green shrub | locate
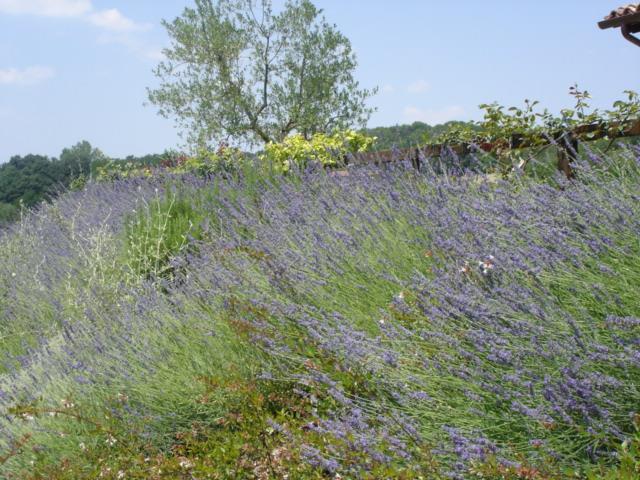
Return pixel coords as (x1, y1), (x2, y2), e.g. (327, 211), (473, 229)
(0, 202), (19, 224)
(96, 161), (153, 182)
(123, 190), (204, 281)
(261, 130), (376, 172)
(68, 174), (88, 192)
(172, 145), (246, 177)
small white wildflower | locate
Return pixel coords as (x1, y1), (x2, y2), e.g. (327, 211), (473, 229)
(117, 392), (128, 404)
(11, 272), (16, 277)
(479, 255), (496, 275)
(179, 458), (194, 469)
(379, 318), (385, 325)
(397, 291), (405, 300)
(105, 435), (117, 447)
(20, 413), (35, 421)
(117, 470), (126, 479)
(79, 442), (87, 451)
(48, 411), (57, 417)
(61, 398), (74, 409)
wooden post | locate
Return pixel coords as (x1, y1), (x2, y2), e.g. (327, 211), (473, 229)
(556, 132), (579, 179)
(411, 147), (422, 171)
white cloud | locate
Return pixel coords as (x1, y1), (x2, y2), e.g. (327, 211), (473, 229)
(403, 105), (466, 125)
(407, 80), (431, 94)
(0, 0), (91, 17)
(88, 9), (150, 32)
(144, 48), (165, 61)
(0, 1), (148, 32)
(97, 33), (163, 61)
(0, 66), (55, 86)
(381, 84), (395, 94)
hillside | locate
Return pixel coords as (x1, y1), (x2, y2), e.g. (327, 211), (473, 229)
(0, 145), (639, 478)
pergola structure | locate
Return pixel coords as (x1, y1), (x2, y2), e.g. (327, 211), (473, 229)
(599, 4), (640, 47)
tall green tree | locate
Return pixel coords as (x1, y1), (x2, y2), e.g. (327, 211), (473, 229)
(148, 0), (376, 148)
(59, 140), (106, 180)
(0, 141), (102, 222)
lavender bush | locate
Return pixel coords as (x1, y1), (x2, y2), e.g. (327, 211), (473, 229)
(0, 146), (639, 478)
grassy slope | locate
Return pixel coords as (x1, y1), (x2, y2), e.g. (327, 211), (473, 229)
(0, 148), (639, 479)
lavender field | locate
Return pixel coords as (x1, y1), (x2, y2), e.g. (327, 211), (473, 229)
(1, 147), (639, 479)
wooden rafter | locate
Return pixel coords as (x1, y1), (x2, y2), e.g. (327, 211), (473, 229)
(599, 6), (640, 47)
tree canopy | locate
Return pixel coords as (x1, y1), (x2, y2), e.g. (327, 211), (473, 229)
(363, 121), (480, 151)
(0, 141), (105, 224)
(147, 0), (376, 149)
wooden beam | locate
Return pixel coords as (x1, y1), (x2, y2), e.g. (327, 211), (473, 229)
(622, 23), (640, 47)
(353, 118), (640, 169)
(598, 11), (640, 30)
(628, 118), (640, 136)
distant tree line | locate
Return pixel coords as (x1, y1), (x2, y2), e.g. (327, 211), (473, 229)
(0, 141), (169, 225)
(363, 120), (479, 151)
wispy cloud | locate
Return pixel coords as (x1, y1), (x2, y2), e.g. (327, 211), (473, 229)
(96, 33), (163, 61)
(0, 66), (55, 86)
(0, 0), (91, 17)
(403, 105), (465, 125)
(0, 0), (148, 32)
(88, 9), (150, 32)
(381, 84), (395, 94)
(407, 80), (430, 94)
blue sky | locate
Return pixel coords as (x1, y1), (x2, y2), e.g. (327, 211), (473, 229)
(0, 0), (638, 161)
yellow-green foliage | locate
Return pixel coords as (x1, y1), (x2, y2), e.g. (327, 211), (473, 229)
(96, 161), (153, 182)
(96, 147), (246, 182)
(262, 130), (376, 172)
(172, 146), (245, 176)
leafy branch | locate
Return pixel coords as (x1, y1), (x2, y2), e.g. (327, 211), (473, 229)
(424, 86), (640, 153)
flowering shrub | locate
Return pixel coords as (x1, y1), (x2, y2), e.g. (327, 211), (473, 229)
(0, 144), (639, 478)
(261, 130), (376, 172)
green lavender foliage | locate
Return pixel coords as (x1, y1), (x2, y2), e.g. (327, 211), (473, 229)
(0, 145), (639, 479)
